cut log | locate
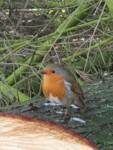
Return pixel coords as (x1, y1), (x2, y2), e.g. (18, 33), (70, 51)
(0, 113), (98, 150)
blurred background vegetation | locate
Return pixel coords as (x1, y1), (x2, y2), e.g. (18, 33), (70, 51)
(0, 0), (113, 149)
(0, 0), (113, 105)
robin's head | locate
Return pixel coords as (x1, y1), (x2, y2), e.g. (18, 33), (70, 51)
(42, 64), (68, 77)
(42, 67), (55, 75)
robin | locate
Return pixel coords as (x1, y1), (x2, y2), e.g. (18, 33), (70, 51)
(42, 64), (85, 108)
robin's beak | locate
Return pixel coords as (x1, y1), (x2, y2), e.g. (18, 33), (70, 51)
(41, 70), (46, 74)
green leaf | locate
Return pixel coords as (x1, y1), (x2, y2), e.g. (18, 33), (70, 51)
(106, 0), (113, 17)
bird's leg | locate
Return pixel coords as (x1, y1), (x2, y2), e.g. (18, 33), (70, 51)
(62, 106), (72, 123)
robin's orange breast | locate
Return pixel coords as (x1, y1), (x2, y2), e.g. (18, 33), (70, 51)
(42, 73), (65, 100)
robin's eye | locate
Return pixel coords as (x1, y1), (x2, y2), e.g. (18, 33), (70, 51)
(52, 70), (55, 73)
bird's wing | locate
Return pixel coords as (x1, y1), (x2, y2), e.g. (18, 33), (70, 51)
(71, 82), (85, 107)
